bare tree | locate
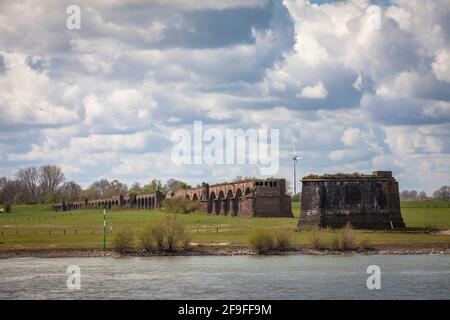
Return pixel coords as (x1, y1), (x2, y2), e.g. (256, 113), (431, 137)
(0, 177), (6, 191)
(0, 178), (22, 204)
(400, 190), (409, 200)
(15, 166), (40, 203)
(59, 181), (82, 202)
(130, 182), (142, 193)
(107, 180), (128, 197)
(433, 185), (449, 200)
(91, 179), (111, 198)
(38, 165), (65, 196)
(417, 191), (427, 200)
(82, 185), (100, 200)
(400, 190), (418, 200)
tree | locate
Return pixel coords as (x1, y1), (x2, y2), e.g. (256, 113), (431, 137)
(400, 190), (418, 200)
(409, 190), (418, 200)
(15, 166), (40, 203)
(400, 190), (409, 200)
(106, 180), (128, 197)
(91, 179), (111, 198)
(82, 185), (100, 200)
(0, 177), (6, 191)
(432, 185), (449, 200)
(417, 191), (427, 200)
(142, 179), (164, 194)
(165, 179), (191, 191)
(59, 181), (82, 203)
(0, 179), (22, 204)
(130, 182), (142, 193)
(38, 165), (65, 196)
(291, 193), (301, 202)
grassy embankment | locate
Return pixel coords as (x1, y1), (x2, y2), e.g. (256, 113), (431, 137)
(0, 201), (449, 250)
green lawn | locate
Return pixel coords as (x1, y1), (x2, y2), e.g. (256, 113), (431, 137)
(0, 201), (449, 250)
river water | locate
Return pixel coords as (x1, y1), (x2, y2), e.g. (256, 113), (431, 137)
(0, 255), (448, 299)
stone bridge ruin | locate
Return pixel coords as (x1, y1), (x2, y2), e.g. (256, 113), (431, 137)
(169, 178), (293, 217)
(54, 178), (293, 218)
(53, 191), (165, 212)
(298, 171), (405, 230)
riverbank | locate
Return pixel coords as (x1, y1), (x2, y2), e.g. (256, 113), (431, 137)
(2, 243), (450, 259)
(1, 203), (449, 257)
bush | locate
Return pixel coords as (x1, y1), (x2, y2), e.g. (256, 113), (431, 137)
(151, 220), (165, 251)
(181, 233), (193, 251)
(139, 224), (154, 251)
(5, 203), (12, 213)
(274, 228), (292, 250)
(112, 228), (134, 253)
(165, 214), (184, 251)
(309, 228), (327, 250)
(248, 228), (274, 254)
(358, 238), (373, 251)
(339, 224), (357, 250)
(163, 197), (198, 214)
(291, 193), (301, 202)
(331, 235), (340, 250)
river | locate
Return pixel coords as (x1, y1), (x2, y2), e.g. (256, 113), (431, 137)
(0, 255), (449, 299)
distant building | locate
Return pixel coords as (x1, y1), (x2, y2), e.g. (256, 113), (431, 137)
(298, 171), (405, 230)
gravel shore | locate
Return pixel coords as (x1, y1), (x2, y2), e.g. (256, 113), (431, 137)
(1, 244), (450, 259)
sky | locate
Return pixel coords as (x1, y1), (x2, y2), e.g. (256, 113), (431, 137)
(0, 0), (449, 194)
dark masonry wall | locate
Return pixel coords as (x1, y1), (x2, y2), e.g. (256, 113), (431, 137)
(298, 171), (405, 230)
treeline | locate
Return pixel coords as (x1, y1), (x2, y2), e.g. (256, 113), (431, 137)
(0, 165), (193, 205)
(400, 186), (449, 201)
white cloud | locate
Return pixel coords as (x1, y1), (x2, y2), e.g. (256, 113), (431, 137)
(432, 50), (450, 82)
(384, 125), (449, 155)
(0, 0), (449, 194)
(0, 51), (78, 125)
(298, 80), (328, 99)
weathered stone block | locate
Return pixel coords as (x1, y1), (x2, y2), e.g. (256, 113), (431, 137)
(298, 171), (405, 230)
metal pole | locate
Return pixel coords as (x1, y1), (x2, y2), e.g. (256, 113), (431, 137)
(103, 208), (106, 250)
(293, 158), (297, 195)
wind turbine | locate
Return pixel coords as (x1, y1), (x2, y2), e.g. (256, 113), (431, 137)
(291, 144), (302, 196)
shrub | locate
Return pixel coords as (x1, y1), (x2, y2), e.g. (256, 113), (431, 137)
(181, 233), (193, 251)
(339, 224), (357, 250)
(274, 228), (292, 250)
(186, 200), (199, 213)
(331, 235), (340, 250)
(139, 224), (154, 251)
(151, 220), (165, 251)
(163, 197), (198, 214)
(165, 214), (184, 251)
(248, 228), (274, 254)
(358, 238), (373, 251)
(112, 228), (134, 253)
(5, 203), (12, 213)
(309, 228), (327, 250)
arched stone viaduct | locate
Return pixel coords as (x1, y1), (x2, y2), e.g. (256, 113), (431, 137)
(53, 191), (164, 212)
(170, 179), (293, 217)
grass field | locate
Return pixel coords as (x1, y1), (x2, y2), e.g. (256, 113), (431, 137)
(0, 201), (449, 250)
